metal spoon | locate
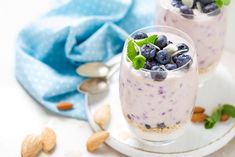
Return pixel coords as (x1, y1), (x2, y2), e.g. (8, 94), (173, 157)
(78, 64), (119, 94)
(76, 62), (118, 78)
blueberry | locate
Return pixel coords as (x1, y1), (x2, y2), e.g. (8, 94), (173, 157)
(203, 3), (220, 15)
(177, 43), (189, 53)
(141, 44), (157, 60)
(155, 35), (168, 49)
(155, 50), (171, 65)
(144, 60), (158, 70)
(180, 5), (194, 19)
(174, 54), (192, 67)
(132, 32), (148, 40)
(150, 66), (167, 81)
(157, 123), (166, 129)
(198, 0), (215, 5)
(145, 124), (151, 129)
(165, 63), (178, 70)
(171, 0), (183, 8)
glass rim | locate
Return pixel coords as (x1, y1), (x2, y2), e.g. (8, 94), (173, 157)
(161, 0), (223, 17)
(125, 25), (196, 73)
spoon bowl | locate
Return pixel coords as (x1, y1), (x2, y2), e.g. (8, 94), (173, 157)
(76, 62), (110, 78)
(78, 78), (109, 94)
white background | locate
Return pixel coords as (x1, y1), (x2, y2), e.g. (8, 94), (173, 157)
(0, 0), (234, 157)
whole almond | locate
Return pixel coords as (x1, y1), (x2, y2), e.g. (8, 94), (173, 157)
(220, 113), (230, 122)
(41, 128), (56, 153)
(191, 113), (208, 123)
(57, 102), (73, 110)
(93, 104), (111, 129)
(21, 134), (42, 157)
(193, 106), (205, 113)
(87, 131), (109, 152)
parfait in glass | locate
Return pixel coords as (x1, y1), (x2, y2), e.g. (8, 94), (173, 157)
(119, 26), (198, 141)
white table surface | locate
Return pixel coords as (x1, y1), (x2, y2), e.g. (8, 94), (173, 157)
(1, 1), (235, 157)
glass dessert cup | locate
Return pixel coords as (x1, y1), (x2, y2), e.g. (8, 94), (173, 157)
(119, 26), (198, 142)
(156, 0), (227, 84)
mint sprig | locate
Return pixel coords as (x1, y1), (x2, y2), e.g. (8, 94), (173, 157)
(132, 55), (146, 70)
(215, 0), (231, 8)
(204, 104), (235, 129)
(135, 35), (158, 47)
(222, 104), (235, 117)
(205, 106), (222, 129)
(127, 40), (138, 61)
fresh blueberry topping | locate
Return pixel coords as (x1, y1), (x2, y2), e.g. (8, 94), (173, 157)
(145, 124), (151, 129)
(174, 54), (192, 67)
(203, 3), (220, 15)
(171, 0), (183, 8)
(141, 44), (157, 60)
(132, 32), (148, 40)
(177, 43), (189, 53)
(155, 50), (171, 65)
(165, 63), (178, 70)
(180, 5), (194, 18)
(155, 35), (168, 49)
(144, 60), (158, 70)
(150, 66), (167, 81)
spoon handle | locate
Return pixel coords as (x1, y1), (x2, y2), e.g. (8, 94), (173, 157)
(106, 63), (120, 79)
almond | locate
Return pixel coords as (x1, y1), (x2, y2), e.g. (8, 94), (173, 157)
(21, 134), (42, 157)
(93, 104), (111, 129)
(193, 106), (205, 113)
(41, 128), (56, 153)
(191, 113), (208, 123)
(220, 113), (230, 122)
(86, 131), (109, 152)
(57, 102), (73, 110)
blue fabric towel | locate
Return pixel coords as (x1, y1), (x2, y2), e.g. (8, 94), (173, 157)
(15, 0), (157, 120)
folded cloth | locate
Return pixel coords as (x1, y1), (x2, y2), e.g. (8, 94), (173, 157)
(15, 0), (157, 120)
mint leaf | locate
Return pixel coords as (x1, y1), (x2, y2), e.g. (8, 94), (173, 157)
(222, 104), (235, 117)
(216, 0), (224, 7)
(132, 55), (146, 70)
(223, 0), (231, 5)
(135, 35), (158, 47)
(127, 40), (138, 61)
(204, 107), (222, 129)
(205, 118), (216, 129)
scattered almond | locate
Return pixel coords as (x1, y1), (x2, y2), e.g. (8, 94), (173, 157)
(93, 104), (111, 129)
(220, 113), (230, 122)
(191, 113), (208, 123)
(86, 131), (109, 152)
(41, 128), (56, 153)
(21, 134), (42, 157)
(193, 106), (205, 114)
(57, 102), (73, 110)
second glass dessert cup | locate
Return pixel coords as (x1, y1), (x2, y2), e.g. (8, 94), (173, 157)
(119, 26), (198, 142)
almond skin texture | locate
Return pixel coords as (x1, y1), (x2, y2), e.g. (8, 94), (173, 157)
(87, 131), (109, 152)
(220, 113), (230, 122)
(193, 106), (205, 114)
(57, 102), (73, 110)
(93, 104), (111, 129)
(191, 113), (208, 123)
(21, 134), (42, 157)
(41, 128), (56, 153)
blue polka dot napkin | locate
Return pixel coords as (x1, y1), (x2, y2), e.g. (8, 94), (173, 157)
(15, 0), (157, 120)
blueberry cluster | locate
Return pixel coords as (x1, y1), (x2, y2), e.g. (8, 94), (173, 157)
(171, 0), (220, 18)
(132, 32), (192, 81)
